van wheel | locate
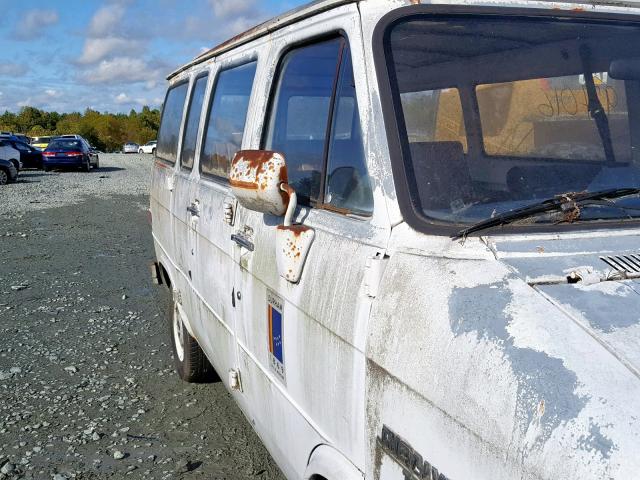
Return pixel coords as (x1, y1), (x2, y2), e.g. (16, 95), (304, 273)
(169, 298), (216, 382)
(0, 169), (8, 185)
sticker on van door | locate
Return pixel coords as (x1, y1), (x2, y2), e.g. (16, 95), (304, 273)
(267, 289), (286, 383)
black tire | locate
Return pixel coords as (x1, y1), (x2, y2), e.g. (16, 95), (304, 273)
(83, 157), (90, 172)
(0, 168), (8, 185)
(10, 159), (19, 172)
(93, 156), (100, 169)
(169, 298), (216, 382)
(43, 166), (50, 172)
(152, 148), (156, 155)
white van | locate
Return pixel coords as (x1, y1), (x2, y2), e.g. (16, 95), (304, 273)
(150, 1), (640, 478)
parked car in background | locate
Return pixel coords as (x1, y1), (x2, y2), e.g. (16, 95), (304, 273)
(123, 142), (139, 154)
(2, 139), (43, 169)
(0, 140), (21, 172)
(31, 136), (54, 151)
(139, 141), (157, 154)
(43, 138), (98, 172)
(0, 158), (18, 185)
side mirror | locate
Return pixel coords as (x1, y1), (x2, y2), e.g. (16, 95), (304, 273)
(229, 150), (290, 215)
(229, 150), (314, 283)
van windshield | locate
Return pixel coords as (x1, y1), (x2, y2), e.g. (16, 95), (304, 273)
(383, 15), (640, 227)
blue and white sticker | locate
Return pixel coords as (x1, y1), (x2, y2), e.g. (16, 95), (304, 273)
(267, 289), (285, 383)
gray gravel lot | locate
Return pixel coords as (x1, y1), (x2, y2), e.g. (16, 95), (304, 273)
(0, 154), (285, 480)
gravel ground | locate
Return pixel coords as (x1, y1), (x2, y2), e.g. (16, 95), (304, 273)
(0, 154), (285, 480)
(0, 154), (151, 216)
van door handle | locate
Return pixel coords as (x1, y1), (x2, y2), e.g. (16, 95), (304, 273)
(231, 233), (254, 251)
(186, 202), (200, 217)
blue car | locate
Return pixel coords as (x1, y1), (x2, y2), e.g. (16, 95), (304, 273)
(42, 138), (99, 172)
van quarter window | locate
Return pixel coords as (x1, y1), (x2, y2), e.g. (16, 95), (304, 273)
(265, 37), (373, 214)
(181, 74), (209, 170)
(325, 44), (373, 215)
(200, 61), (257, 179)
(157, 82), (189, 164)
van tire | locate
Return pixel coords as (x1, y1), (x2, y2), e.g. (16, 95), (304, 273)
(0, 168), (8, 185)
(169, 298), (216, 383)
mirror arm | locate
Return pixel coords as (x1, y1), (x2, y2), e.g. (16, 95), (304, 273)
(280, 183), (297, 227)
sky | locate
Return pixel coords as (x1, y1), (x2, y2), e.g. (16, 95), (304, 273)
(0, 0), (305, 114)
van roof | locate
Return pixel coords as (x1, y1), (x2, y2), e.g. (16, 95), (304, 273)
(167, 0), (356, 80)
(167, 0), (640, 80)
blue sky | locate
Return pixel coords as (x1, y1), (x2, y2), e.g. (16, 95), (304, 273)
(0, 0), (304, 113)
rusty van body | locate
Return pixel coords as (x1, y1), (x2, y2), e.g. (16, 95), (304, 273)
(150, 0), (640, 478)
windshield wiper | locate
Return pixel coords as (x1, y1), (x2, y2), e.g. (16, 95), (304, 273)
(452, 187), (640, 240)
(580, 45), (616, 164)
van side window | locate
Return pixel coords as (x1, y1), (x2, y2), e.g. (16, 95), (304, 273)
(157, 82), (189, 164)
(325, 46), (373, 215)
(264, 37), (373, 214)
(200, 61), (257, 179)
(181, 74), (208, 170)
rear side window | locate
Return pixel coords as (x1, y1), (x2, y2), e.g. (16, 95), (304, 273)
(157, 82), (188, 164)
(200, 62), (257, 179)
(181, 74), (209, 169)
(48, 140), (82, 150)
(264, 37), (373, 215)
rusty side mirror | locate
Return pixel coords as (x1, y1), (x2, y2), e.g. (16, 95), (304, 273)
(229, 150), (314, 283)
(229, 150), (290, 216)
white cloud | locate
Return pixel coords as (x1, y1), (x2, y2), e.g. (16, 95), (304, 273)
(115, 92), (130, 104)
(0, 63), (29, 76)
(78, 37), (144, 65)
(14, 9), (59, 40)
(209, 0), (255, 18)
(114, 92), (161, 108)
(80, 57), (160, 84)
(88, 4), (126, 37)
(45, 89), (61, 98)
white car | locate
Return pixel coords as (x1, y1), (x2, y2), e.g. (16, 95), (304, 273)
(139, 141), (157, 154)
(0, 140), (21, 172)
(122, 142), (140, 154)
(150, 1), (640, 480)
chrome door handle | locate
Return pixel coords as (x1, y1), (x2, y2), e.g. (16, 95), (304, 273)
(231, 233), (254, 251)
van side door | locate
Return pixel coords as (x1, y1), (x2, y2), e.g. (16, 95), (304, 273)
(230, 7), (390, 478)
(171, 72), (212, 339)
(191, 55), (261, 382)
(152, 80), (189, 277)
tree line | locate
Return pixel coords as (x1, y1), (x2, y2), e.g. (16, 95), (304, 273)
(0, 106), (161, 152)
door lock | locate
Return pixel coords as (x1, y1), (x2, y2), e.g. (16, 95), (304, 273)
(223, 197), (237, 226)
